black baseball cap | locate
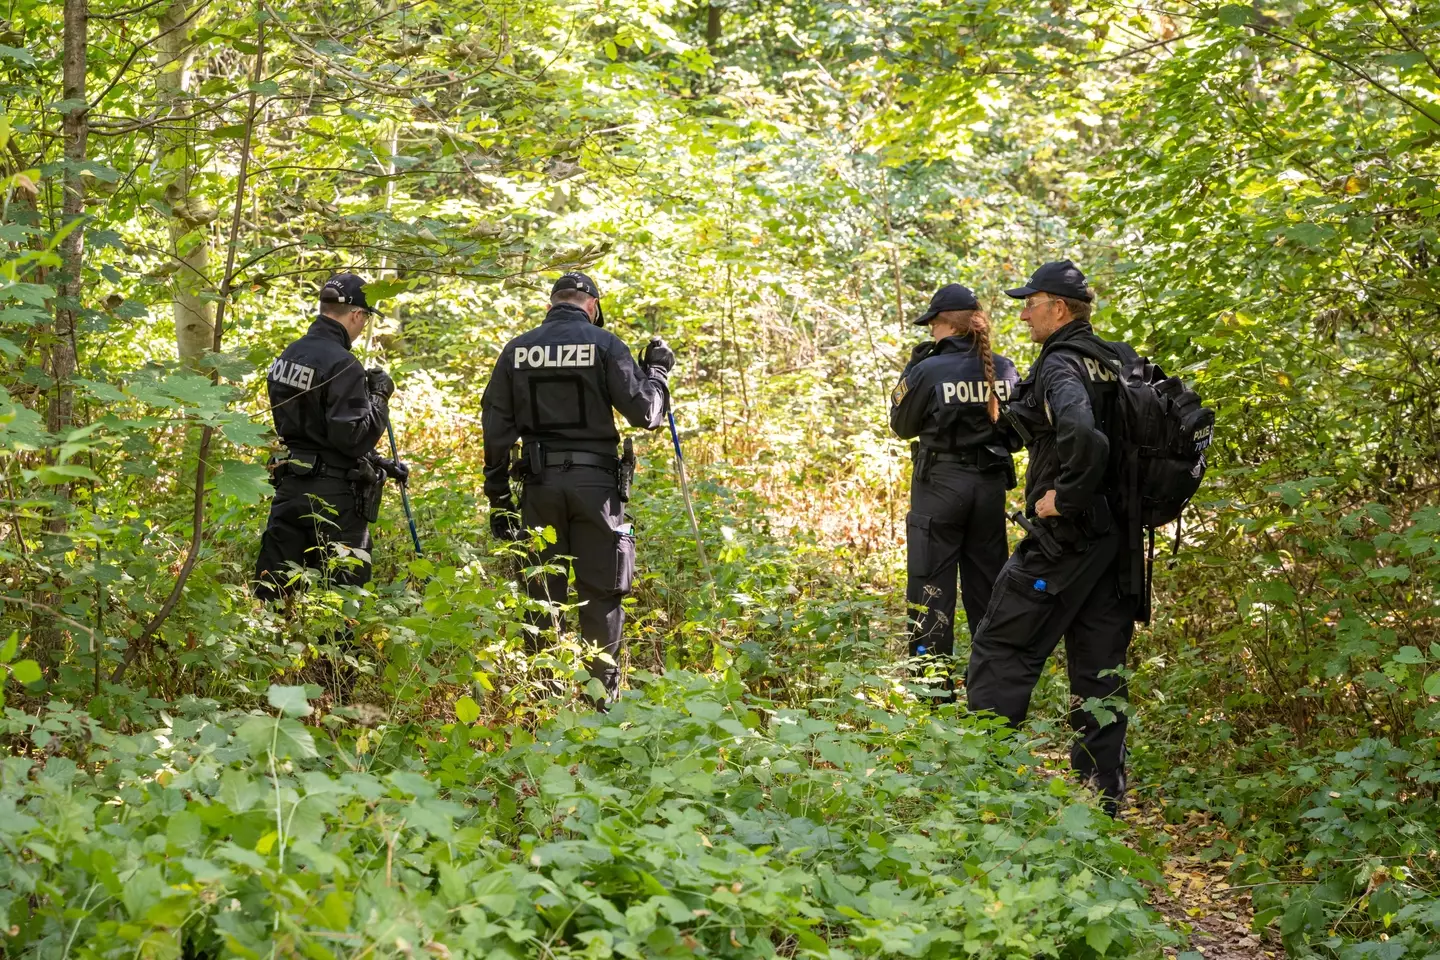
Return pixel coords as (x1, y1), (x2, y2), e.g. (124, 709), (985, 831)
(1005, 259), (1093, 302)
(551, 272), (605, 327)
(318, 273), (381, 315)
(912, 283), (980, 326)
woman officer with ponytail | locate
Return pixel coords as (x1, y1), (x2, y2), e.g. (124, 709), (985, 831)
(890, 283), (1020, 702)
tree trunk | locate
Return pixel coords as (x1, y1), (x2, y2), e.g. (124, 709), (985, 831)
(159, 0), (216, 364)
(52, 0), (86, 437)
(35, 0), (88, 674)
(111, 17), (264, 686)
(706, 3), (723, 49)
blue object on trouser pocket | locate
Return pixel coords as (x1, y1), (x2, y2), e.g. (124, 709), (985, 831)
(1034, 579), (1047, 591)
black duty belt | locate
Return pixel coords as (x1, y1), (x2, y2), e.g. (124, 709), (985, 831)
(917, 446), (983, 466)
(275, 449), (365, 481)
(543, 451), (618, 470)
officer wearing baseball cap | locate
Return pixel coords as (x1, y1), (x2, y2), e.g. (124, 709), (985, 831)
(253, 273), (407, 700)
(480, 272), (675, 708)
(965, 259), (1142, 816)
(890, 283), (1019, 702)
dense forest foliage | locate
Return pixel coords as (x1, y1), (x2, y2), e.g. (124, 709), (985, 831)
(2, 0), (1439, 956)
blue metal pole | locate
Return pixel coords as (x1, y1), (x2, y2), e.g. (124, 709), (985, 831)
(665, 399), (709, 575)
(386, 418), (423, 557)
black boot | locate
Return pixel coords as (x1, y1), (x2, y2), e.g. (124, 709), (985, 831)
(1089, 768), (1128, 819)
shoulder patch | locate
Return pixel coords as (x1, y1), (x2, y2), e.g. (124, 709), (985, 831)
(891, 375), (910, 406)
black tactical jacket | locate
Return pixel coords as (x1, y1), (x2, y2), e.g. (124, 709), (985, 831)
(889, 334), (1020, 454)
(267, 316), (388, 467)
(1007, 319), (1123, 529)
(481, 303), (667, 502)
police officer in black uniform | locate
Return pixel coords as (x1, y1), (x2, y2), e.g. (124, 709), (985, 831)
(890, 284), (1019, 700)
(965, 260), (1140, 816)
(481, 272), (674, 707)
(254, 273), (406, 694)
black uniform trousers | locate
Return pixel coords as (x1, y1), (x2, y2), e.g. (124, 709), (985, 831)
(906, 464), (1009, 667)
(254, 475), (373, 599)
(253, 475), (373, 697)
(520, 464), (635, 702)
(965, 527), (1135, 800)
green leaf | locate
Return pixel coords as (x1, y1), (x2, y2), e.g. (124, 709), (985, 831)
(162, 373), (228, 408)
(686, 697), (723, 721)
(454, 695), (480, 724)
(236, 715), (317, 761)
(9, 659), (41, 685)
(1085, 922), (1114, 955)
(112, 298), (149, 320)
(1392, 646), (1425, 665)
(359, 278), (410, 302)
(0, 45), (35, 66)
(218, 417), (273, 448)
(267, 683), (313, 717)
(1423, 673), (1440, 697)
(216, 843), (268, 872)
(166, 810), (202, 848)
(181, 857), (233, 884)
(74, 378), (127, 404)
(0, 631), (17, 664)
(215, 459), (272, 503)
(0, 282), (56, 306)
(1215, 5), (1250, 27)
(539, 763), (574, 797)
(34, 463), (100, 484)
(47, 97), (88, 114)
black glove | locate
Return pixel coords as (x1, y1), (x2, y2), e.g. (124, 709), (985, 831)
(366, 366), (396, 401)
(489, 500), (523, 541)
(909, 340), (938, 365)
(641, 338), (675, 375)
(374, 456), (410, 483)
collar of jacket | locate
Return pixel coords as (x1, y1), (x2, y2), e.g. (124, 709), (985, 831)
(307, 315), (353, 350)
(1042, 318), (1095, 347)
(935, 333), (977, 354)
(544, 302), (593, 325)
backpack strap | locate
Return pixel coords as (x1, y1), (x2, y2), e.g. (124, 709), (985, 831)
(1042, 334), (1150, 617)
(1041, 335), (1137, 374)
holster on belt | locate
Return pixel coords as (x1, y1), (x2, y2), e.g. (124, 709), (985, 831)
(1000, 402), (1034, 446)
(1009, 511), (1064, 561)
(524, 442), (544, 483)
(986, 443), (1018, 490)
(911, 442), (936, 482)
(269, 448), (318, 484)
(618, 437), (635, 502)
(347, 457), (385, 523)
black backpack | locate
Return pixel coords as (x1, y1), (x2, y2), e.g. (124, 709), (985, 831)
(1046, 337), (1215, 621)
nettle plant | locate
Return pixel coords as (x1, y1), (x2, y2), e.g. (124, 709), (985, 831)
(3, 670), (1176, 958)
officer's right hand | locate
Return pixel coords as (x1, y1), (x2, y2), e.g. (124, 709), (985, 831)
(489, 501), (524, 542)
(641, 338), (675, 374)
(375, 456), (410, 483)
(909, 340), (938, 365)
(366, 366), (396, 400)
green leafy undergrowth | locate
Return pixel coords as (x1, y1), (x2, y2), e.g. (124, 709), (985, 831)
(2, 670), (1174, 958)
(1128, 497), (1440, 957)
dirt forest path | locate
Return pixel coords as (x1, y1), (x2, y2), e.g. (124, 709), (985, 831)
(1133, 804), (1280, 960)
